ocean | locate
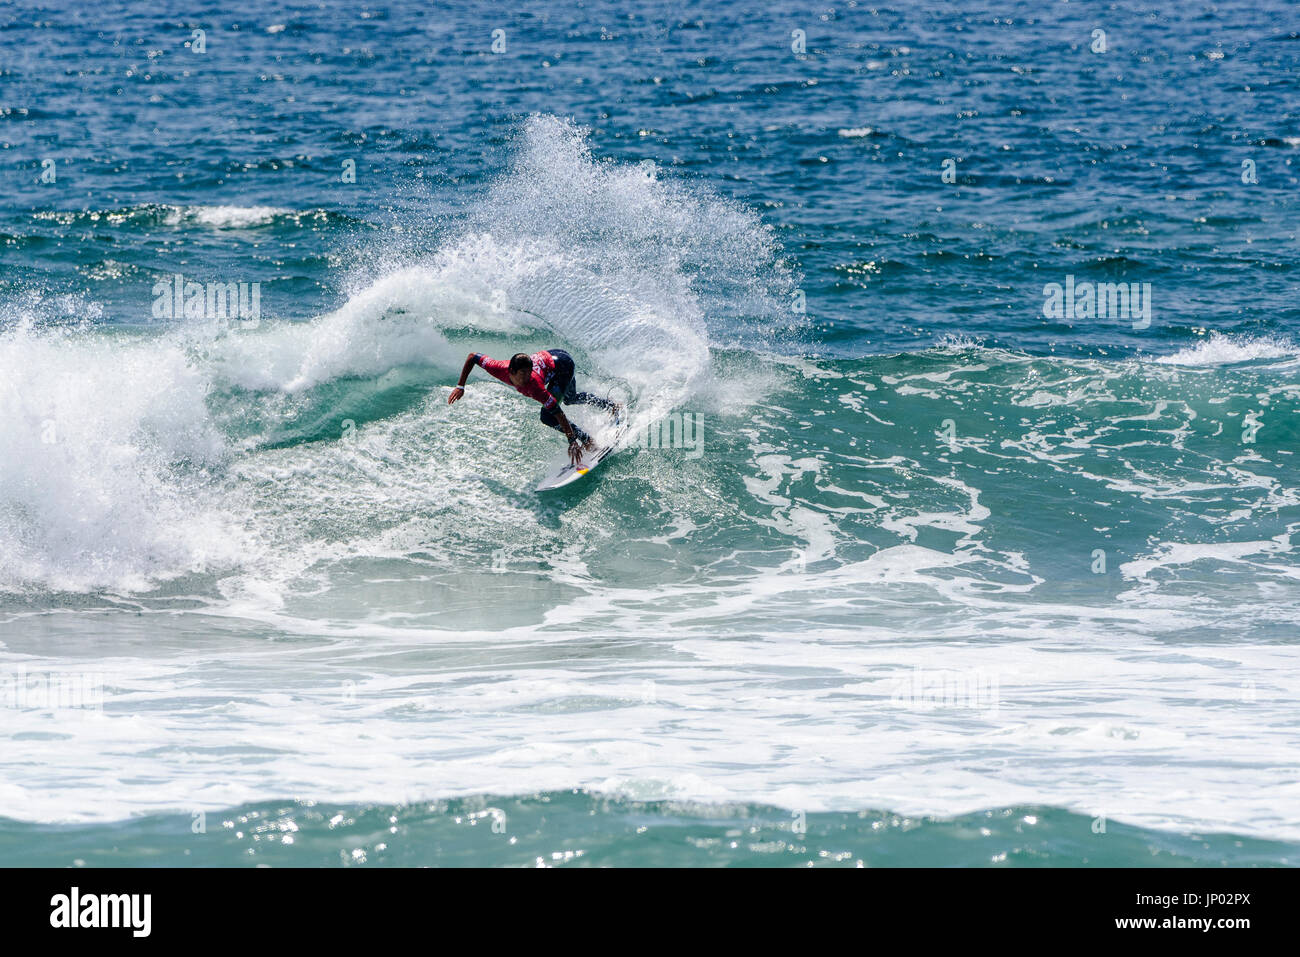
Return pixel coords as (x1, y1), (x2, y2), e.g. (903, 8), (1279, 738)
(0, 0), (1297, 866)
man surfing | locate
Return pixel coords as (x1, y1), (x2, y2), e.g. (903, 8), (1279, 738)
(448, 348), (622, 465)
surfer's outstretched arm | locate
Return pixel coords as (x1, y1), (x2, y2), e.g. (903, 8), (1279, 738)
(448, 352), (478, 404)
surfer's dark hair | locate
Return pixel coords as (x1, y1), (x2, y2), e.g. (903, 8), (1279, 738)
(508, 353), (532, 375)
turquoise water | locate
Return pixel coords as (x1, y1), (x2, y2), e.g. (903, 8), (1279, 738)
(1, 1), (1298, 865)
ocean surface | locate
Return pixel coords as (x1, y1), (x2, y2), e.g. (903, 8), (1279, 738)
(1, 0), (1298, 866)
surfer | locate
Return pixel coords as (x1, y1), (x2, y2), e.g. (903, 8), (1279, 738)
(448, 348), (621, 465)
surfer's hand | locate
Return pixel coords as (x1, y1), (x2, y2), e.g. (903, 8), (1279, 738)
(568, 438), (585, 466)
(448, 386), (464, 405)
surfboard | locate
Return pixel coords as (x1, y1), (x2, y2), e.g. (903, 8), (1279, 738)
(535, 420), (630, 491)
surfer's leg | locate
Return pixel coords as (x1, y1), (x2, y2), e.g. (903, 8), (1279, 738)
(540, 405), (589, 443)
(568, 386), (621, 423)
(571, 391), (616, 411)
(544, 348), (617, 421)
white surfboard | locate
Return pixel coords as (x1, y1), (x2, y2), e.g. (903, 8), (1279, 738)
(535, 421), (630, 491)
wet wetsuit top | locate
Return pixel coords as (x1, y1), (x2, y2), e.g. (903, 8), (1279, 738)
(472, 351), (562, 410)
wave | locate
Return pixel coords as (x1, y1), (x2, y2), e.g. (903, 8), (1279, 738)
(3, 119), (1296, 609)
(0, 116), (797, 595)
(4, 793), (1295, 865)
(1152, 332), (1297, 366)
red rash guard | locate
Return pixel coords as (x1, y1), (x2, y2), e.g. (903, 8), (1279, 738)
(473, 351), (560, 410)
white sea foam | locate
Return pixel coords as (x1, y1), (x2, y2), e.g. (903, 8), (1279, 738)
(0, 317), (243, 593)
(1153, 333), (1296, 366)
(162, 204), (289, 229)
